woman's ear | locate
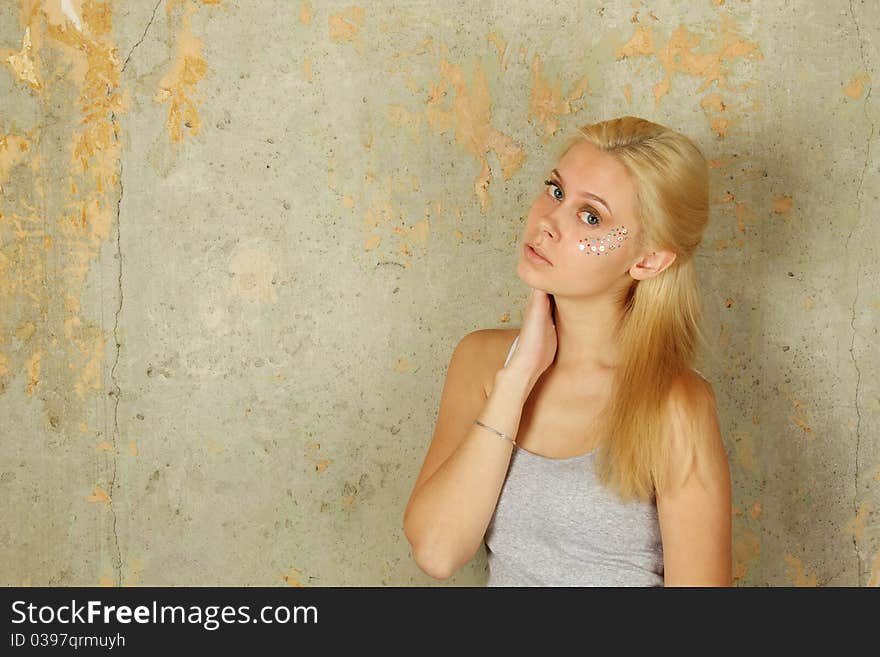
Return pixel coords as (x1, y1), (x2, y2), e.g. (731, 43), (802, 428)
(628, 250), (677, 281)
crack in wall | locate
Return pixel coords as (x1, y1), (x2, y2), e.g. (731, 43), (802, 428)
(846, 0), (875, 588)
(90, 0), (162, 589)
(108, 152), (124, 586)
(121, 0), (163, 73)
(91, 0), (163, 589)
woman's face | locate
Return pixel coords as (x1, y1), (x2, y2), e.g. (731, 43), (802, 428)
(517, 140), (643, 297)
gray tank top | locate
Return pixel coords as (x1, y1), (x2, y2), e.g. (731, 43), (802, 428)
(483, 333), (665, 586)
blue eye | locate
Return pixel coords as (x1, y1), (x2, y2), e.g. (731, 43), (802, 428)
(543, 179), (602, 227)
(579, 209), (601, 226)
(544, 180), (563, 201)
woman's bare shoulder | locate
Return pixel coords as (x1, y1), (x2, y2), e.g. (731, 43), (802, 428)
(471, 327), (519, 360)
(459, 328), (519, 398)
(665, 367), (717, 419)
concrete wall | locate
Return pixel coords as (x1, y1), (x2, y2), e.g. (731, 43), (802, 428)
(0, 0), (877, 586)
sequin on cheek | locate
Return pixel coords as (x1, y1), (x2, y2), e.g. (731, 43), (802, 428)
(578, 226), (628, 255)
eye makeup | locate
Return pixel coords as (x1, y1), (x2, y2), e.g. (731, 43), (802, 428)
(578, 226), (628, 255)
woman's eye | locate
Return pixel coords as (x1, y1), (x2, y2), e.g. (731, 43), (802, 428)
(543, 180), (601, 227)
(544, 180), (563, 200)
(579, 209), (601, 226)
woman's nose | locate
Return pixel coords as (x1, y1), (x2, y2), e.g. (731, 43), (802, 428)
(539, 207), (563, 238)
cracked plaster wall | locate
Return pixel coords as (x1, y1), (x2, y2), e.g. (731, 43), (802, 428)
(0, 0), (878, 586)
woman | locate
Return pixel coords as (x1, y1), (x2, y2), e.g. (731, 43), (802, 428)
(402, 116), (732, 586)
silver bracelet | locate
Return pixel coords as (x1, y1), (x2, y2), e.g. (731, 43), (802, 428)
(473, 419), (516, 445)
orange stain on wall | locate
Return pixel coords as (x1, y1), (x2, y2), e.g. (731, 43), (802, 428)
(615, 15), (762, 138)
(487, 31), (507, 67)
(284, 565), (306, 586)
(773, 195), (793, 214)
(299, 0), (311, 26)
(783, 553), (818, 586)
(843, 73), (871, 100)
(155, 2), (219, 143)
(87, 485), (111, 503)
(869, 549), (880, 587)
(615, 25), (654, 58)
(732, 526), (760, 583)
(842, 502), (870, 541)
(2, 27), (41, 89)
(423, 57), (525, 213)
(329, 6), (365, 55)
(0, 134), (32, 188)
(528, 53), (591, 141)
(0, 1), (132, 408)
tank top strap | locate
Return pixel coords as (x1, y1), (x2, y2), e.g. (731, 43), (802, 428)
(503, 333), (520, 368)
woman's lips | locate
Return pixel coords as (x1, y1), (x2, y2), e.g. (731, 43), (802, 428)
(525, 243), (552, 265)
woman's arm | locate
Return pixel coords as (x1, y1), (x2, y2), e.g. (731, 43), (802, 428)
(402, 330), (532, 580)
(656, 375), (733, 586)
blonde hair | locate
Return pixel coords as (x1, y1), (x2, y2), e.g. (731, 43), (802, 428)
(561, 116), (713, 503)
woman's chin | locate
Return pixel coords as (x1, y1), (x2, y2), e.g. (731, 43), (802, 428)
(516, 258), (544, 284)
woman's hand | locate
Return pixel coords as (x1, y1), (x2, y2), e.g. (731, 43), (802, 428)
(505, 288), (558, 389)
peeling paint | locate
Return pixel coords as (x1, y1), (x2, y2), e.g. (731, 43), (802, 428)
(123, 558), (144, 586)
(3, 27), (42, 89)
(783, 393), (813, 436)
(59, 0), (84, 32)
(528, 53), (591, 140)
(789, 414), (813, 435)
(0, 0), (128, 419)
(328, 6), (365, 55)
(843, 72), (870, 100)
(615, 25), (654, 59)
(299, 0), (311, 26)
(487, 31), (506, 68)
(615, 16), (762, 137)
(869, 549), (880, 587)
(423, 57), (525, 213)
(87, 485), (111, 503)
(284, 565), (305, 586)
(783, 553), (818, 586)
(842, 502), (869, 541)
(732, 526), (760, 583)
(772, 195), (793, 215)
(154, 1), (218, 143)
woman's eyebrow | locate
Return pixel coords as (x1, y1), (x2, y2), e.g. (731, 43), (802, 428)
(551, 168), (613, 216)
